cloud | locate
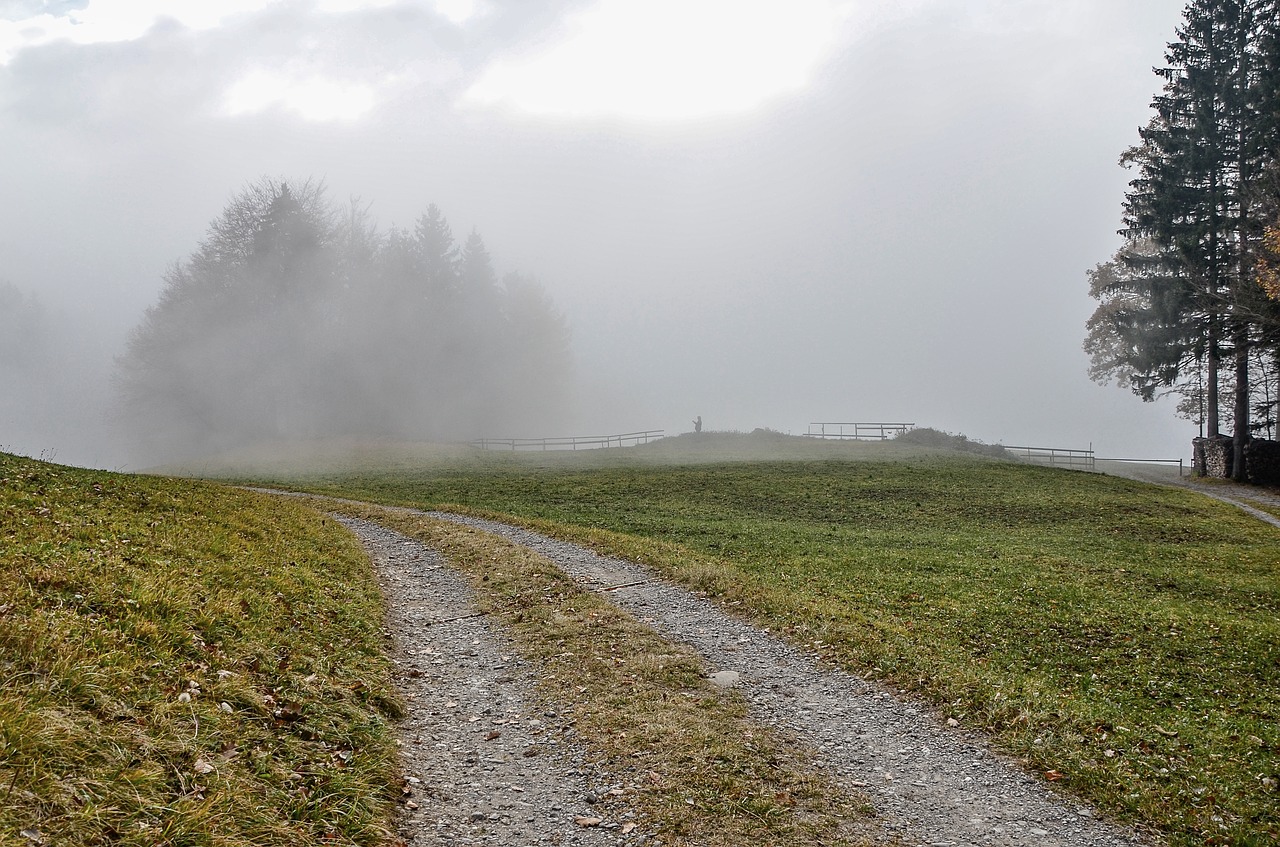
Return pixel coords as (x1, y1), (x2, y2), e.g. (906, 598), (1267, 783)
(0, 0), (271, 63)
(0, 0), (488, 67)
(223, 68), (377, 121)
(0, 0), (88, 21)
(462, 0), (852, 121)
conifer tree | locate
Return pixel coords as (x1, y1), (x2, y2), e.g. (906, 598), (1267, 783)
(116, 180), (573, 462)
(1093, 0), (1280, 478)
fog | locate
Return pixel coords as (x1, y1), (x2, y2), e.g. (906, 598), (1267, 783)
(112, 179), (572, 464)
(0, 0), (1193, 469)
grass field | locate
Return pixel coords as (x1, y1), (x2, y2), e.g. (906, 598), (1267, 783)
(0, 452), (401, 846)
(232, 434), (1280, 846)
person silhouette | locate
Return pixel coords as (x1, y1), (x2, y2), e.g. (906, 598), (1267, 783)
(693, 415), (702, 433)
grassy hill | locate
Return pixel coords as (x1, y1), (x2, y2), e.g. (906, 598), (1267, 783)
(9, 431), (1279, 845)
(0, 452), (401, 846)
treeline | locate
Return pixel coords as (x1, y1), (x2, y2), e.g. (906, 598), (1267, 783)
(116, 179), (571, 463)
(1085, 0), (1280, 479)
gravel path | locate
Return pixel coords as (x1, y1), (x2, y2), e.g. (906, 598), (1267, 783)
(331, 500), (1153, 847)
(335, 515), (640, 846)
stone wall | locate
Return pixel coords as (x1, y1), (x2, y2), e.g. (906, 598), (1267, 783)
(1193, 435), (1234, 478)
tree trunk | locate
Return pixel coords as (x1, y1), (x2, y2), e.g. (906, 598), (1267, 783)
(1207, 313), (1221, 438)
(1233, 323), (1251, 481)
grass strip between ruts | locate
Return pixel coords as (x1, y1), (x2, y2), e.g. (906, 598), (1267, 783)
(0, 454), (402, 847)
(321, 499), (887, 847)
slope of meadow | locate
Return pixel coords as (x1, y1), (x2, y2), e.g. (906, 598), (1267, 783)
(0, 453), (401, 846)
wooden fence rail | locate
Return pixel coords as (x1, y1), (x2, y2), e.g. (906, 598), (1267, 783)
(471, 429), (665, 452)
(804, 422), (915, 440)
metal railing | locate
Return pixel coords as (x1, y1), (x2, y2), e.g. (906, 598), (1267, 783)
(472, 429), (665, 451)
(1004, 445), (1095, 471)
(804, 422), (915, 440)
(1096, 456), (1187, 477)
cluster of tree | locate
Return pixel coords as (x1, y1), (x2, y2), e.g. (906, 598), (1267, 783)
(1086, 0), (1280, 479)
(116, 179), (571, 463)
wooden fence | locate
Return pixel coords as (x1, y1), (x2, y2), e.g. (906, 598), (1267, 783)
(471, 429), (665, 451)
(804, 422), (915, 440)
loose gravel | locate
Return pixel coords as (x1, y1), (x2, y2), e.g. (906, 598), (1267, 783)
(336, 515), (639, 846)
(329, 504), (1156, 846)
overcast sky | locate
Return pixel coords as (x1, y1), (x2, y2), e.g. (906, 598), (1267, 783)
(1, 0), (1194, 467)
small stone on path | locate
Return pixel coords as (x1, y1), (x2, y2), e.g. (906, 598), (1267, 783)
(708, 670), (740, 688)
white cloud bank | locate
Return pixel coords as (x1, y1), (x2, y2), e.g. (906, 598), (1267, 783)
(223, 68), (378, 122)
(0, 0), (266, 63)
(462, 0), (854, 121)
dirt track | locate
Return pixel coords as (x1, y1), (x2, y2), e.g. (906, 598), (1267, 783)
(335, 506), (1156, 847)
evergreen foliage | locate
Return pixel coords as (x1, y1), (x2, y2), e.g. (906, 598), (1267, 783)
(1086, 0), (1280, 478)
(116, 178), (571, 463)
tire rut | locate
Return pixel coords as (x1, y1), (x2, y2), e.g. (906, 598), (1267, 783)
(337, 515), (641, 846)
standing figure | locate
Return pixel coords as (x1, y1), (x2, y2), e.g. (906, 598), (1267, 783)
(693, 415), (702, 433)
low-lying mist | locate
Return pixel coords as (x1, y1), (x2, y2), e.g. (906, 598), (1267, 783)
(114, 178), (573, 466)
(159, 427), (1021, 484)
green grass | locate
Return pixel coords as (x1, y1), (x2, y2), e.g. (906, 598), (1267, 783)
(0, 453), (402, 846)
(239, 441), (1280, 846)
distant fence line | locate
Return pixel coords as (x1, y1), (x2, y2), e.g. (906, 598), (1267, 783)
(1004, 445), (1095, 471)
(1095, 456), (1187, 476)
(1003, 446), (1190, 476)
(804, 422), (915, 440)
(471, 430), (665, 452)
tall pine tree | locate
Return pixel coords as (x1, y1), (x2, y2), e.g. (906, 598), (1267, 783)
(1095, 0), (1280, 479)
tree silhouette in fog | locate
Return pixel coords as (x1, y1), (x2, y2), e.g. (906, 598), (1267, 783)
(116, 178), (571, 462)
